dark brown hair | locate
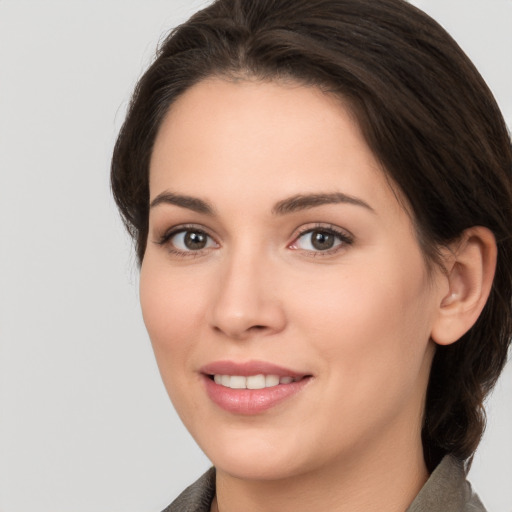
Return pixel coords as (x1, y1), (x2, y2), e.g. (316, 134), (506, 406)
(111, 0), (512, 471)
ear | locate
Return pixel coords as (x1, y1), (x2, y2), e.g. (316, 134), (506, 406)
(430, 226), (497, 346)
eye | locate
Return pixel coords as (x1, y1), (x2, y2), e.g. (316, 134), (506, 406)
(173, 230), (215, 250)
(159, 227), (218, 254)
(290, 226), (353, 253)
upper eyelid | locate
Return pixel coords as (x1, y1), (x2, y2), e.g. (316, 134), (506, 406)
(291, 223), (354, 241)
(156, 223), (217, 245)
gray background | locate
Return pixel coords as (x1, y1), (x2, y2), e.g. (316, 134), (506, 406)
(0, 1), (510, 511)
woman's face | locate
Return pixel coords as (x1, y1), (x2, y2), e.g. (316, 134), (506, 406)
(141, 78), (445, 480)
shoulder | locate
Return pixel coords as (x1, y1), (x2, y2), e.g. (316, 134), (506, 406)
(161, 467), (216, 512)
(407, 456), (486, 512)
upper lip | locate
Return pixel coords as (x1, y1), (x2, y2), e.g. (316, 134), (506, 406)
(200, 360), (309, 378)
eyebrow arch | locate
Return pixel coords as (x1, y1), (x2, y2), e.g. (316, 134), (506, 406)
(150, 191), (215, 215)
(272, 192), (375, 215)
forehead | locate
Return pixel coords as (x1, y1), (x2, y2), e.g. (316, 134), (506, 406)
(149, 77), (403, 219)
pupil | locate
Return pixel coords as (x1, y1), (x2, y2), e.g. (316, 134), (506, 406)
(312, 231), (334, 250)
(185, 231), (207, 250)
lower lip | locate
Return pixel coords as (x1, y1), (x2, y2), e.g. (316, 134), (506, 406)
(203, 375), (311, 415)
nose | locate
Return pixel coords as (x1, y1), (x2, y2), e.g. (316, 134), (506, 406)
(208, 251), (287, 340)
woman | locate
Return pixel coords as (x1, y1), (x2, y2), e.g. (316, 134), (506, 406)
(111, 0), (512, 510)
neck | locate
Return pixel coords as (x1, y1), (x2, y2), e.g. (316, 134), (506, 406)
(213, 430), (428, 512)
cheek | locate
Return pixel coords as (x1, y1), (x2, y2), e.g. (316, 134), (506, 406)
(139, 258), (209, 373)
(293, 252), (435, 401)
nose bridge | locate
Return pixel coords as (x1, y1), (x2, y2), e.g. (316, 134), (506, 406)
(209, 241), (285, 339)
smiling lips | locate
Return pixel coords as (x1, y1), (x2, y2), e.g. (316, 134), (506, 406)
(201, 361), (312, 414)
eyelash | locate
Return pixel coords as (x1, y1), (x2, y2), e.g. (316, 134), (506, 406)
(155, 223), (354, 258)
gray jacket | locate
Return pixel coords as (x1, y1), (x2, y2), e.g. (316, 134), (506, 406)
(162, 456), (486, 512)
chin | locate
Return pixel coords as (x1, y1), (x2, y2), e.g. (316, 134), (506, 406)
(214, 452), (308, 482)
(195, 424), (313, 481)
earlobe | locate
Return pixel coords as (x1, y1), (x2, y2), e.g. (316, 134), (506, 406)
(430, 227), (497, 346)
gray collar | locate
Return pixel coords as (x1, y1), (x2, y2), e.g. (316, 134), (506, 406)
(406, 456), (486, 512)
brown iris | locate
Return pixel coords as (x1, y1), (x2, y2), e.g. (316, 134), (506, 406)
(310, 230), (336, 250)
(184, 231), (208, 250)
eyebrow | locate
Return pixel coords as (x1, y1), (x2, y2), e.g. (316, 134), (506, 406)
(149, 191), (374, 216)
(150, 192), (215, 215)
(272, 192), (375, 215)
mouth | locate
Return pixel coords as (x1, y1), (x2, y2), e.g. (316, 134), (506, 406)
(200, 361), (312, 414)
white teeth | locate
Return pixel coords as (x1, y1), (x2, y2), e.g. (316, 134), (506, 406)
(265, 374), (280, 387)
(230, 376), (246, 389)
(213, 374), (297, 389)
(247, 374), (266, 389)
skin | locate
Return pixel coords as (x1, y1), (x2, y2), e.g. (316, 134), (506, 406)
(141, 78), (452, 512)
